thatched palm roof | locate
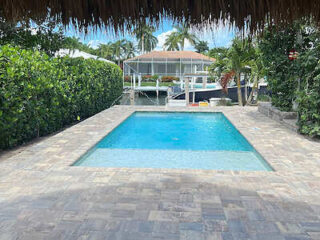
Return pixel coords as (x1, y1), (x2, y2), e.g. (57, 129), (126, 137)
(0, 0), (319, 32)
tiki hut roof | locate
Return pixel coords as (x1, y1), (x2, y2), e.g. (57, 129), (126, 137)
(125, 51), (215, 62)
(1, 0), (319, 33)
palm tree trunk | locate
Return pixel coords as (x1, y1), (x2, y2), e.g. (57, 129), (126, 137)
(247, 75), (259, 105)
(236, 73), (243, 106)
(141, 34), (145, 53)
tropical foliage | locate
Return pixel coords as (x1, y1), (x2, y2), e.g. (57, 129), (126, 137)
(195, 41), (209, 53)
(164, 33), (181, 51)
(209, 37), (255, 106)
(164, 24), (198, 51)
(0, 45), (123, 149)
(0, 19), (65, 56)
(133, 24), (158, 53)
(258, 20), (320, 138)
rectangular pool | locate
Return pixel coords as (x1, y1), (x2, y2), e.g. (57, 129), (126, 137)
(73, 112), (272, 171)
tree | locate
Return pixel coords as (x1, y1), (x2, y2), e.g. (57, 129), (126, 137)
(96, 42), (114, 61)
(208, 47), (229, 59)
(209, 38), (254, 106)
(111, 39), (127, 65)
(195, 41), (209, 53)
(173, 24), (198, 50)
(246, 48), (265, 104)
(133, 24), (158, 53)
(164, 32), (180, 51)
(227, 37), (255, 106)
(0, 18), (65, 56)
(123, 41), (136, 59)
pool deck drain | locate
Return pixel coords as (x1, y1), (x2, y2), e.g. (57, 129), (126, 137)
(0, 106), (320, 239)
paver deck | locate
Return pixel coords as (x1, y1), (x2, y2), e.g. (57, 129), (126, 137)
(0, 106), (320, 240)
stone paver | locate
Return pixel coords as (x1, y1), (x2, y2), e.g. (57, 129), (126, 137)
(0, 106), (320, 239)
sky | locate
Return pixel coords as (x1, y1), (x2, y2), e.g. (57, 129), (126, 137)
(65, 19), (236, 51)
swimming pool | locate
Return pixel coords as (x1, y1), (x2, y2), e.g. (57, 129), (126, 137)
(74, 112), (272, 171)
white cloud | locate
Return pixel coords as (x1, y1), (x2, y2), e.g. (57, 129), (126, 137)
(88, 40), (106, 49)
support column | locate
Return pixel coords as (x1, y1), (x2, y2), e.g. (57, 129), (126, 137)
(151, 59), (154, 76)
(133, 73), (136, 89)
(203, 76), (207, 89)
(138, 75), (141, 87)
(185, 77), (189, 106)
(191, 77), (195, 89)
(156, 79), (159, 97)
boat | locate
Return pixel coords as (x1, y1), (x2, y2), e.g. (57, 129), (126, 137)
(170, 84), (269, 103)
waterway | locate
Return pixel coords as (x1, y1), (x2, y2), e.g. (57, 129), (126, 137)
(119, 92), (167, 106)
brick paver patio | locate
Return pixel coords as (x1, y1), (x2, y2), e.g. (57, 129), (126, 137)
(0, 106), (320, 240)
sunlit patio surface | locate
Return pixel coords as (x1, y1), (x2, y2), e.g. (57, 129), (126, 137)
(1, 106), (320, 240)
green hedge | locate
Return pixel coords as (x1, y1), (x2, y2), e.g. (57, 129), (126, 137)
(259, 21), (320, 138)
(0, 45), (123, 149)
(258, 25), (298, 111)
(297, 66), (320, 138)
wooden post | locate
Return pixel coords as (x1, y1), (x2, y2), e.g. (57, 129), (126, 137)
(156, 79), (159, 97)
(130, 89), (135, 105)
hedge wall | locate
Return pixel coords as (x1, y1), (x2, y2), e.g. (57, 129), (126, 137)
(259, 21), (320, 138)
(0, 45), (123, 149)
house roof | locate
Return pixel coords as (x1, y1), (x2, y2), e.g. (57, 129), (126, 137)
(125, 51), (215, 62)
(55, 49), (115, 64)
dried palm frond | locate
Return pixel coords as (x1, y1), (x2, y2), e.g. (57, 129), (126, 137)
(0, 0), (319, 33)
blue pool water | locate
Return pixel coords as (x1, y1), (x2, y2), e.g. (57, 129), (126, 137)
(74, 112), (272, 171)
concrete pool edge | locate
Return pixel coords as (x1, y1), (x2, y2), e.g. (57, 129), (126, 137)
(70, 108), (275, 172)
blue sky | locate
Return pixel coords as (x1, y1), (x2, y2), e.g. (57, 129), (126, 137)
(65, 19), (236, 51)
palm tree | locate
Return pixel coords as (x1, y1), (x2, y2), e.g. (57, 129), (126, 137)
(174, 24), (198, 50)
(246, 48), (265, 104)
(227, 37), (255, 106)
(164, 32), (180, 51)
(111, 39), (127, 66)
(123, 40), (136, 59)
(133, 24), (158, 53)
(96, 42), (114, 60)
(195, 40), (209, 53)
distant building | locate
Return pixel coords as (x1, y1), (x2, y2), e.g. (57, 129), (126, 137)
(123, 51), (215, 89)
(55, 49), (115, 64)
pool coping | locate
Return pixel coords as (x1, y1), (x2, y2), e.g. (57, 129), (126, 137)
(56, 105), (302, 176)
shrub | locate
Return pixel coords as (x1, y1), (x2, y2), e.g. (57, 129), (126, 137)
(259, 20), (320, 138)
(151, 75), (159, 81)
(0, 45), (123, 149)
(296, 67), (320, 138)
(142, 75), (153, 81)
(124, 76), (131, 82)
(161, 76), (179, 82)
(142, 75), (159, 82)
(207, 76), (215, 83)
